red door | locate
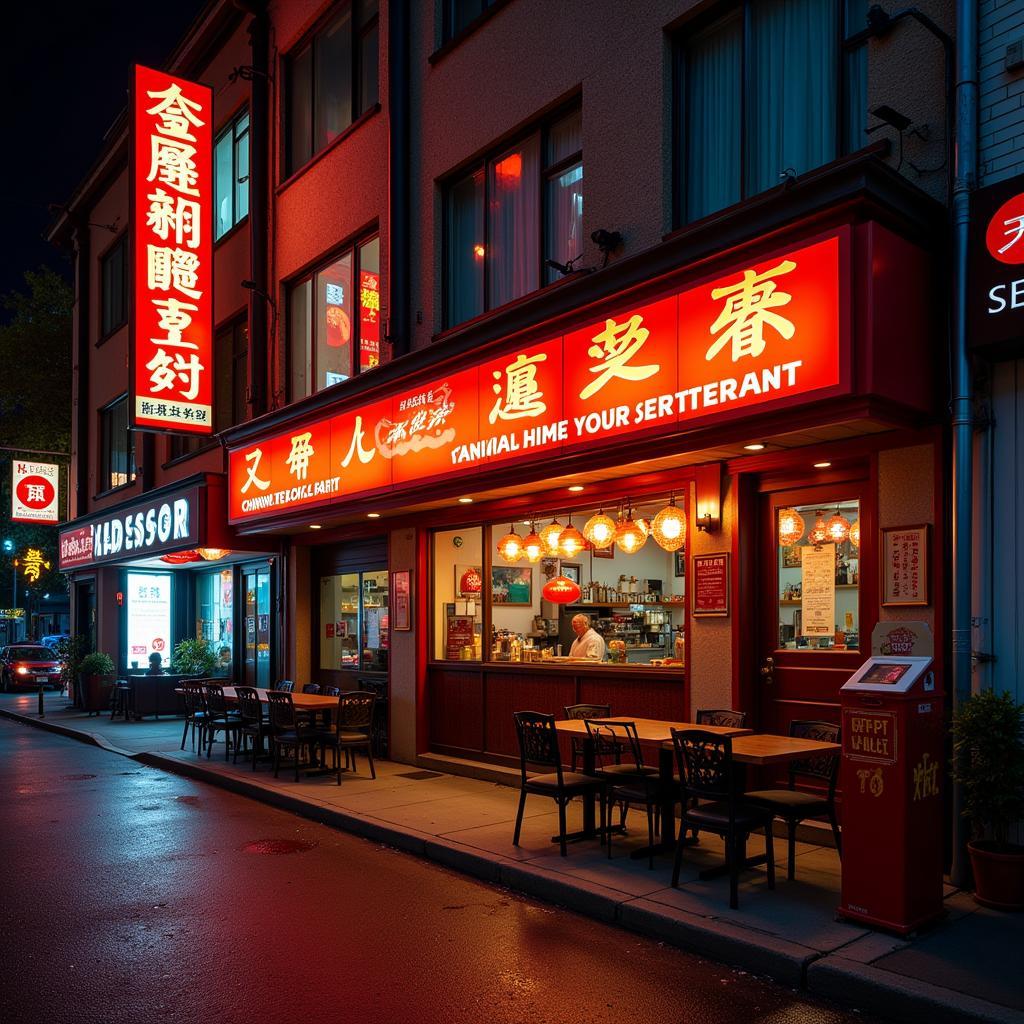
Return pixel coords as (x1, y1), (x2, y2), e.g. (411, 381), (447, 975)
(757, 478), (875, 769)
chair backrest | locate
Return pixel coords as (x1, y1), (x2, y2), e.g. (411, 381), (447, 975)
(322, 685), (341, 697)
(564, 703), (611, 721)
(204, 683), (228, 715)
(788, 719), (841, 792)
(335, 690), (375, 731)
(275, 680), (295, 693)
(234, 686), (263, 725)
(671, 728), (737, 803)
(181, 683), (205, 716)
(583, 719), (644, 770)
(302, 683), (321, 694)
(513, 711), (563, 784)
(695, 708), (747, 729)
(266, 690), (296, 729)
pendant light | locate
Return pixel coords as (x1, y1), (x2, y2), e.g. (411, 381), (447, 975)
(651, 494), (686, 552)
(496, 524), (524, 562)
(521, 522), (544, 563)
(558, 515), (586, 559)
(808, 510), (829, 547)
(540, 518), (564, 556)
(583, 509), (616, 549)
(614, 504), (646, 554)
(196, 547), (230, 561)
(826, 509), (850, 545)
(778, 507), (805, 547)
(635, 516), (651, 539)
(849, 518), (861, 549)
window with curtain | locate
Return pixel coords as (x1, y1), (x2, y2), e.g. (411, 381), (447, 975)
(676, 0), (868, 224)
(444, 104), (582, 328)
(289, 233), (387, 400)
(214, 109), (250, 241)
(285, 1), (380, 177)
(100, 235), (127, 337)
(99, 395), (135, 491)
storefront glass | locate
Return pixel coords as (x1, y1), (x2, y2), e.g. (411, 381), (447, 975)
(776, 499), (860, 650)
(196, 568), (234, 676)
(242, 565), (272, 687)
(319, 569), (390, 672)
(433, 526), (484, 660)
(124, 571), (173, 670)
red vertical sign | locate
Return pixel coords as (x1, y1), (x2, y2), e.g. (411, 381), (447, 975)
(131, 64), (214, 434)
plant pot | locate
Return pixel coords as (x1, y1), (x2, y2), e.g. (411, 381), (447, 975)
(968, 840), (1024, 911)
(81, 673), (115, 713)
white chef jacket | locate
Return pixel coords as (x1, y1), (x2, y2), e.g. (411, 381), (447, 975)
(569, 627), (606, 661)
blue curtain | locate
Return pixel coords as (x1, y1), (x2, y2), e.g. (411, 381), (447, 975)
(685, 12), (742, 221)
(747, 0), (838, 194)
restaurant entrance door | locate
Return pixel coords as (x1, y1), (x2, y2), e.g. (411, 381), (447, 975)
(242, 565), (272, 688)
(757, 477), (874, 768)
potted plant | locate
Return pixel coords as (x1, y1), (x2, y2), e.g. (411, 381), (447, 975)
(171, 637), (219, 678)
(53, 634), (89, 702)
(952, 689), (1024, 910)
(78, 651), (116, 714)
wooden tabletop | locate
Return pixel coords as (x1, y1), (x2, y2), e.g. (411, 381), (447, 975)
(174, 686), (339, 709)
(554, 718), (751, 741)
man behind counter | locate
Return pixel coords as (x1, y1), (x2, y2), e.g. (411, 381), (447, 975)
(569, 613), (606, 661)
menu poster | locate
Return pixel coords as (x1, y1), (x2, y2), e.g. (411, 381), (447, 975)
(801, 543), (836, 637)
(445, 607), (476, 660)
(882, 525), (930, 607)
(692, 553), (729, 616)
(393, 570), (412, 631)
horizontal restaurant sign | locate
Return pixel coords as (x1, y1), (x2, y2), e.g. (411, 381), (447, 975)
(228, 232), (844, 522)
(58, 489), (200, 569)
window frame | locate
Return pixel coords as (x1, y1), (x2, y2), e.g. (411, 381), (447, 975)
(99, 233), (128, 340)
(672, 0), (865, 228)
(97, 394), (136, 495)
(284, 0), (380, 179)
(442, 101), (583, 330)
(214, 107), (250, 243)
(286, 230), (383, 402)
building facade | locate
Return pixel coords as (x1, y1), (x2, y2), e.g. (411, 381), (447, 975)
(53, 0), (974, 790)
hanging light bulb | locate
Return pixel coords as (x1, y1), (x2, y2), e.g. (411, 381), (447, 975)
(826, 510), (850, 545)
(521, 523), (544, 563)
(635, 516), (651, 539)
(849, 518), (861, 548)
(583, 510), (616, 549)
(651, 495), (686, 552)
(614, 506), (645, 554)
(558, 516), (586, 559)
(808, 511), (829, 547)
(496, 524), (524, 562)
(778, 507), (805, 547)
(540, 518), (564, 555)
(196, 547), (230, 561)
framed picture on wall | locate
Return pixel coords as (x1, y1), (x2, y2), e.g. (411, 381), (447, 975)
(540, 556), (560, 581)
(561, 562), (581, 585)
(674, 549), (686, 578)
(782, 544), (803, 569)
(882, 525), (930, 607)
(491, 566), (533, 605)
(593, 543), (614, 559)
(392, 570), (412, 630)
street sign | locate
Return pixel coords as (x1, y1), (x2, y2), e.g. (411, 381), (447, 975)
(11, 460), (59, 523)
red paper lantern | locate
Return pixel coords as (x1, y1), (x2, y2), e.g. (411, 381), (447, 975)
(459, 567), (482, 595)
(160, 550), (203, 564)
(542, 576), (581, 604)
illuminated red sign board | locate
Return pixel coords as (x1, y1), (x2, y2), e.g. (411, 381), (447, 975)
(228, 232), (844, 522)
(131, 64), (214, 433)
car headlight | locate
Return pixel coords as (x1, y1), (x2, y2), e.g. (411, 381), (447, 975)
(16, 666), (29, 675)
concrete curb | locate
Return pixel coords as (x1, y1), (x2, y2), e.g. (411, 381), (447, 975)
(0, 705), (132, 756)
(806, 956), (1023, 1024)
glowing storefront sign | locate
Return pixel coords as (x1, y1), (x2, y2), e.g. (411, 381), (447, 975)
(125, 572), (172, 667)
(131, 64), (214, 433)
(11, 460), (60, 523)
(228, 232), (844, 522)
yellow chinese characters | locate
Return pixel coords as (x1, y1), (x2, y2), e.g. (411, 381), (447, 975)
(582, 314), (659, 399)
(706, 259), (796, 363)
(490, 353), (547, 424)
(21, 548), (50, 584)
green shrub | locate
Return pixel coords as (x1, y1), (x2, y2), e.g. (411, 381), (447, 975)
(78, 651), (115, 677)
(172, 637), (218, 676)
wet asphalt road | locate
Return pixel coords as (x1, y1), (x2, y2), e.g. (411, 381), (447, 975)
(0, 719), (880, 1024)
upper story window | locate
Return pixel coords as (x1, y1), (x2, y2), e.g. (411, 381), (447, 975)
(675, 0), (868, 225)
(289, 233), (384, 400)
(285, 0), (380, 178)
(444, 104), (583, 329)
(215, 109), (250, 241)
(100, 235), (127, 337)
(443, 0), (500, 42)
(99, 395), (136, 491)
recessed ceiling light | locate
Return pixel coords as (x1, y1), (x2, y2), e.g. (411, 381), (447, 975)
(744, 443), (766, 451)
(458, 497), (474, 504)
(814, 461), (832, 469)
(367, 512), (381, 519)
(568, 485), (584, 492)
(309, 524), (322, 530)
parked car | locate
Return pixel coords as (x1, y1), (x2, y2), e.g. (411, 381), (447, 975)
(0, 645), (64, 691)
(39, 634), (69, 652)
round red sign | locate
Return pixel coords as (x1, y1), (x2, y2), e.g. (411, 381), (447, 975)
(152, 638), (166, 652)
(542, 576), (581, 605)
(985, 191), (1024, 264)
(15, 474), (55, 510)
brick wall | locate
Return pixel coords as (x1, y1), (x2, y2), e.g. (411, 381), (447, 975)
(980, 0), (1024, 184)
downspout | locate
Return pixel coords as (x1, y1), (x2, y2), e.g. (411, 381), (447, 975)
(950, 0), (977, 888)
(388, 0), (410, 358)
(71, 216), (90, 517)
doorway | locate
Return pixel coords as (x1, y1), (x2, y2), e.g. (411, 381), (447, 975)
(74, 579), (96, 652)
(241, 565), (272, 687)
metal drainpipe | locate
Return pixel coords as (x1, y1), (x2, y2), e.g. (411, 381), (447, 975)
(950, 0), (978, 889)
(72, 216), (90, 517)
(388, 0), (410, 358)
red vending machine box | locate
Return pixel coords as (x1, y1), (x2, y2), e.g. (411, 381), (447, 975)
(838, 656), (944, 934)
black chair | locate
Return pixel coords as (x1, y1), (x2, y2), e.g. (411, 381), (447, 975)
(275, 680), (295, 693)
(583, 719), (661, 868)
(322, 685), (342, 697)
(109, 680), (133, 722)
(202, 683), (242, 761)
(670, 728), (776, 909)
(301, 683), (321, 694)
(233, 686), (270, 771)
(179, 682), (208, 751)
(357, 676), (388, 757)
(696, 709), (747, 729)
(564, 703), (621, 772)
(266, 691), (318, 781)
(512, 711), (606, 857)
(745, 720), (842, 880)
(312, 691), (377, 784)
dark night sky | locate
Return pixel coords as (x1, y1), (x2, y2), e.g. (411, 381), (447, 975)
(1, 2), (207, 317)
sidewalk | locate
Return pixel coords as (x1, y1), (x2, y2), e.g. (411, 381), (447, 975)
(3, 692), (1020, 1024)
